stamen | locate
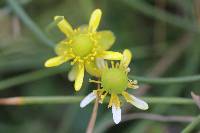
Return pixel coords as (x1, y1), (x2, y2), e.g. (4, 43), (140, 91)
(90, 57), (95, 60)
(74, 29), (78, 32)
(128, 79), (139, 89)
(71, 57), (79, 65)
(133, 80), (138, 84)
(108, 94), (114, 108)
(83, 56), (88, 60)
(78, 59), (84, 64)
(115, 62), (120, 68)
(111, 61), (114, 68)
(92, 90), (98, 95)
(68, 39), (73, 44)
(99, 91), (108, 103)
(105, 62), (108, 68)
(92, 51), (97, 56)
(89, 79), (102, 84)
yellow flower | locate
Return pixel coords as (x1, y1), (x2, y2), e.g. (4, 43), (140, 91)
(44, 9), (123, 91)
(80, 49), (148, 124)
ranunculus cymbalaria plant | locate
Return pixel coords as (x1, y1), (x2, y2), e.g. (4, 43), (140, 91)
(45, 9), (123, 91)
(80, 49), (149, 124)
(44, 9), (148, 124)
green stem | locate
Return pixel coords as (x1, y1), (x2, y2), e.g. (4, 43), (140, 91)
(0, 96), (195, 105)
(130, 75), (200, 84)
(0, 67), (200, 90)
(122, 0), (198, 33)
(142, 97), (194, 105)
(7, 0), (54, 48)
(181, 115), (200, 133)
(0, 67), (67, 90)
(23, 96), (82, 105)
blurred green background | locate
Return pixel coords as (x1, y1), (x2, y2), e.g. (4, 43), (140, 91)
(0, 0), (200, 133)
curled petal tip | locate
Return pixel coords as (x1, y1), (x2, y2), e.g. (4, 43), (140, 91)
(54, 16), (73, 37)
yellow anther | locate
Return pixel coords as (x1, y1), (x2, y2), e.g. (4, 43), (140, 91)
(89, 79), (101, 84)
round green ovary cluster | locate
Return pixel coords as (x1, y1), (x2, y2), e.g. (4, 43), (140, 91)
(101, 68), (128, 94)
(71, 34), (94, 57)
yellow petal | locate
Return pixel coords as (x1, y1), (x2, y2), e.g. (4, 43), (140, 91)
(108, 94), (120, 108)
(88, 9), (102, 32)
(74, 65), (84, 91)
(85, 61), (101, 77)
(122, 91), (132, 102)
(68, 65), (78, 81)
(55, 41), (68, 55)
(108, 94), (114, 108)
(120, 49), (132, 68)
(98, 51), (123, 60)
(44, 56), (71, 67)
(54, 16), (73, 37)
(112, 94), (121, 108)
(96, 30), (116, 50)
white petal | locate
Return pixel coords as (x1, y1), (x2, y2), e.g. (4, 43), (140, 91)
(96, 58), (106, 69)
(112, 105), (121, 124)
(80, 92), (96, 108)
(129, 95), (149, 110)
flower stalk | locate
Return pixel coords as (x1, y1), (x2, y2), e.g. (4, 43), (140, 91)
(86, 95), (99, 133)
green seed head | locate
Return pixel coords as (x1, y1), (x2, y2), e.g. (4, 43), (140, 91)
(71, 34), (94, 57)
(101, 68), (128, 94)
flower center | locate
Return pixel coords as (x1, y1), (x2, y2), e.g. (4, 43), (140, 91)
(101, 68), (128, 94)
(71, 34), (94, 57)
